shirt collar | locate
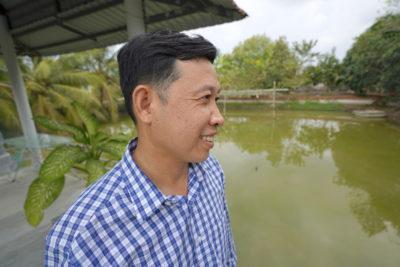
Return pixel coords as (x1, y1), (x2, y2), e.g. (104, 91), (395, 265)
(121, 138), (166, 221)
(121, 138), (205, 220)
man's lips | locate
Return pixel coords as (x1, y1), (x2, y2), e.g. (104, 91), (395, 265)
(201, 132), (217, 143)
(200, 132), (217, 148)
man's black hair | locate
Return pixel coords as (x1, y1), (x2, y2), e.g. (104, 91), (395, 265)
(117, 30), (217, 124)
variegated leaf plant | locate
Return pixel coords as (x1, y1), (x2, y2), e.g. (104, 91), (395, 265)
(24, 102), (129, 227)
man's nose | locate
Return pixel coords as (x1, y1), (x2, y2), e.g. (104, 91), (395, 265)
(210, 102), (224, 127)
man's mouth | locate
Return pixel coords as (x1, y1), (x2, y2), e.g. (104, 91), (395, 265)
(201, 135), (214, 143)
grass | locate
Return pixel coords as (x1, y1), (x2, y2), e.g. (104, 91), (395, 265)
(218, 102), (268, 111)
(277, 101), (345, 111)
(220, 101), (345, 112)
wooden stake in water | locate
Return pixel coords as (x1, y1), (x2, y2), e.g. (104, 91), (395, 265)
(223, 94), (226, 115)
(272, 81), (276, 109)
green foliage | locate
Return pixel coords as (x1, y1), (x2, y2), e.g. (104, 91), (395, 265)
(293, 40), (319, 67)
(1, 47), (122, 133)
(304, 49), (342, 87)
(277, 101), (345, 111)
(85, 159), (106, 186)
(101, 140), (127, 159)
(24, 58), (102, 127)
(24, 103), (129, 227)
(39, 146), (87, 182)
(0, 59), (20, 131)
(34, 116), (87, 142)
(216, 35), (273, 89)
(342, 14), (400, 96)
(215, 34), (342, 91)
(72, 102), (98, 136)
(385, 0), (400, 14)
(59, 48), (122, 122)
(24, 176), (65, 227)
(264, 37), (300, 88)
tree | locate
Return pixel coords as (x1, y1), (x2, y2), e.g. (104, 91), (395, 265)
(216, 35), (302, 90)
(0, 59), (20, 133)
(342, 14), (400, 96)
(59, 48), (122, 122)
(265, 37), (300, 88)
(385, 0), (400, 14)
(304, 49), (342, 87)
(216, 35), (273, 89)
(24, 58), (101, 127)
(293, 39), (319, 68)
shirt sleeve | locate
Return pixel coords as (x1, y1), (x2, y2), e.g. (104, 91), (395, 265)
(223, 191), (237, 267)
(220, 166), (237, 267)
(44, 231), (70, 267)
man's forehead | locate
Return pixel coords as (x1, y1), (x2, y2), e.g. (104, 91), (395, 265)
(173, 59), (220, 93)
(193, 85), (221, 95)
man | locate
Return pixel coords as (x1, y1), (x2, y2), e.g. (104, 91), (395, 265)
(45, 30), (236, 266)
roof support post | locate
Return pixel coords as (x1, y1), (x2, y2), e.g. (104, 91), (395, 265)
(0, 15), (42, 169)
(124, 0), (145, 39)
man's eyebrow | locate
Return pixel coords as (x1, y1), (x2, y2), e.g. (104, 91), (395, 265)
(194, 85), (221, 95)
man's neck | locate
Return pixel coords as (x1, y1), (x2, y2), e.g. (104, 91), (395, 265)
(133, 138), (188, 196)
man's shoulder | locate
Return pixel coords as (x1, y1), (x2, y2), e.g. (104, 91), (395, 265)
(45, 162), (132, 255)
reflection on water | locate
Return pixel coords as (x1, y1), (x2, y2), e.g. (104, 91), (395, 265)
(219, 112), (341, 168)
(214, 110), (400, 266)
(332, 122), (400, 238)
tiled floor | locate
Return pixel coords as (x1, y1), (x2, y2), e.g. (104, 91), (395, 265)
(0, 168), (85, 266)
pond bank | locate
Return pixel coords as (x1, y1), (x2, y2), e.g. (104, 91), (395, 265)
(221, 94), (400, 125)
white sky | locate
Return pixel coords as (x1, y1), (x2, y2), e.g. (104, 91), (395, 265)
(186, 0), (387, 59)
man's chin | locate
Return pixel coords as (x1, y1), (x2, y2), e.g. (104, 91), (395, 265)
(190, 152), (210, 163)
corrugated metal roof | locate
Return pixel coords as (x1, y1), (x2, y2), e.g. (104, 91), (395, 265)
(0, 0), (247, 56)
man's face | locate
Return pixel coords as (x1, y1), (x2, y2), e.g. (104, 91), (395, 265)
(149, 58), (224, 163)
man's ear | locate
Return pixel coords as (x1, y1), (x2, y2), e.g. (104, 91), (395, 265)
(132, 85), (155, 124)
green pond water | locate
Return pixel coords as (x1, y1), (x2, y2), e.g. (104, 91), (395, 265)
(215, 109), (400, 267)
(107, 109), (400, 266)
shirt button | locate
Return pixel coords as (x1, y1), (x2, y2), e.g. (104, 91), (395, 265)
(164, 199), (173, 206)
(164, 197), (181, 206)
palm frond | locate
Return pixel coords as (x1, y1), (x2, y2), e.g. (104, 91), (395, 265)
(26, 81), (45, 94)
(0, 85), (13, 100)
(53, 84), (101, 107)
(47, 90), (73, 109)
(0, 99), (20, 129)
(34, 60), (51, 81)
(53, 71), (101, 87)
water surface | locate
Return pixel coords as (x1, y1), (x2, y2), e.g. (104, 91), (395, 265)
(213, 109), (400, 267)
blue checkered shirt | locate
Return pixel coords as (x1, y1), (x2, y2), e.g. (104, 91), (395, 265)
(45, 139), (236, 266)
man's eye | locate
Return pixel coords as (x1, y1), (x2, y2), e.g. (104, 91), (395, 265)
(201, 95), (211, 101)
